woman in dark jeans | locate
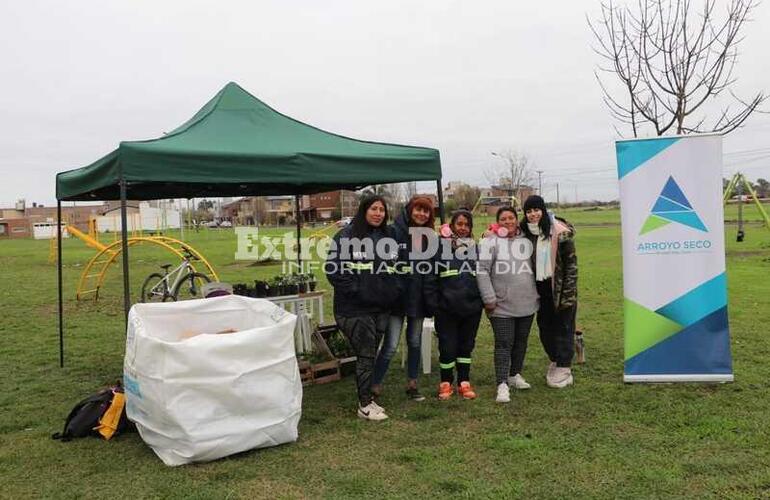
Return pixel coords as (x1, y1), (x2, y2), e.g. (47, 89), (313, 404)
(371, 195), (435, 402)
(325, 195), (401, 421)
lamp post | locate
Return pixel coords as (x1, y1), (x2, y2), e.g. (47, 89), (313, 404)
(490, 151), (513, 197)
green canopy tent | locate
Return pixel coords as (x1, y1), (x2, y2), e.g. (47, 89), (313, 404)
(55, 82), (443, 366)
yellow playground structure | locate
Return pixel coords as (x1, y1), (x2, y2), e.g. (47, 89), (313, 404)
(308, 221), (340, 241)
(471, 195), (520, 215)
(49, 217), (218, 301)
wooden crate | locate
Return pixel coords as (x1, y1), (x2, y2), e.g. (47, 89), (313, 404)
(310, 359), (341, 385)
(298, 360), (314, 386)
(339, 356), (357, 378)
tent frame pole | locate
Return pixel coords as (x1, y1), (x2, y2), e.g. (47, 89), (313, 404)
(295, 195), (302, 269)
(57, 201), (64, 367)
(120, 180), (131, 324)
(436, 179), (445, 224)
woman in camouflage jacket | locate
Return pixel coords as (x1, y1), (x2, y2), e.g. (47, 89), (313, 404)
(520, 195), (578, 389)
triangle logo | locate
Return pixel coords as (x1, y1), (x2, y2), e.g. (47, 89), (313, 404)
(639, 176), (708, 235)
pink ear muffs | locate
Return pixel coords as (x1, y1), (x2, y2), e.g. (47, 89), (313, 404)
(488, 223), (509, 238)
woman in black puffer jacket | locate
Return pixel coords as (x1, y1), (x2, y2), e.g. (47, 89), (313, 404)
(325, 195), (402, 421)
(424, 209), (483, 401)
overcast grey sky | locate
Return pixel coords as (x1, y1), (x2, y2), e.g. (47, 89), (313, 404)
(1, 0), (768, 207)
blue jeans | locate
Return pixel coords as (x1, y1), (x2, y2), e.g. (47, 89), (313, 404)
(372, 315), (424, 384)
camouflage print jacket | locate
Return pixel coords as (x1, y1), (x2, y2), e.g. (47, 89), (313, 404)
(527, 216), (578, 310)
(552, 217), (578, 310)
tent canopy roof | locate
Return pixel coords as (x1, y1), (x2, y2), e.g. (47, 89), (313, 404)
(56, 82), (442, 201)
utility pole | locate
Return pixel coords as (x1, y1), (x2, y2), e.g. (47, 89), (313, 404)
(737, 180), (745, 242)
(574, 185), (578, 204)
(556, 183), (560, 208)
(536, 170), (544, 195)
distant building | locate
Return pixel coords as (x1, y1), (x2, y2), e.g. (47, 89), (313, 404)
(265, 196), (295, 225)
(443, 181), (466, 200)
(473, 184), (535, 216)
(302, 190), (357, 222)
(222, 197), (256, 225)
(0, 218), (32, 239)
(0, 199), (110, 239)
(95, 202), (181, 233)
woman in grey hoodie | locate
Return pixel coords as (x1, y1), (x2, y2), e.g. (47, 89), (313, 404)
(476, 206), (539, 403)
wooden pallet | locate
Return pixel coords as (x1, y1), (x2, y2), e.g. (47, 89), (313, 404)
(298, 360), (314, 386)
(297, 358), (342, 386)
(311, 359), (341, 385)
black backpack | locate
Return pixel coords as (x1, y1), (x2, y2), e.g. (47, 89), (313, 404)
(52, 383), (133, 442)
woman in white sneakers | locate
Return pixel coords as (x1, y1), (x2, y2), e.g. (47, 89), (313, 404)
(521, 195), (578, 389)
(476, 206), (539, 403)
(325, 195), (402, 420)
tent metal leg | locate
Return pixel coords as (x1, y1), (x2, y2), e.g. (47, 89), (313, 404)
(295, 194), (302, 269)
(120, 180), (131, 325)
(436, 179), (445, 224)
(57, 201), (64, 367)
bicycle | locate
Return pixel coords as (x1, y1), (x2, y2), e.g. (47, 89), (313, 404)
(140, 248), (211, 302)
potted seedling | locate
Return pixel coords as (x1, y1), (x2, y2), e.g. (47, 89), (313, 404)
(267, 277), (282, 297)
(297, 273), (308, 294)
(254, 280), (268, 298)
(285, 275), (299, 295)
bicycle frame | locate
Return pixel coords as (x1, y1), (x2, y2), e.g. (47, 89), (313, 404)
(148, 259), (195, 300)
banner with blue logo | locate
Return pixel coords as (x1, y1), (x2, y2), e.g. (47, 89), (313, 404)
(616, 134), (733, 382)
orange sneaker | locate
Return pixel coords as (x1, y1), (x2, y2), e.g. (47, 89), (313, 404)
(437, 382), (453, 401)
(458, 381), (477, 400)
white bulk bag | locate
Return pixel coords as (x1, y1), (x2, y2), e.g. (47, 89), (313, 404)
(123, 295), (301, 466)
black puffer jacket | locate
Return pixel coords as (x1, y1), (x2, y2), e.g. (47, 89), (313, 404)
(325, 223), (402, 317)
(424, 237), (483, 317)
(390, 207), (434, 318)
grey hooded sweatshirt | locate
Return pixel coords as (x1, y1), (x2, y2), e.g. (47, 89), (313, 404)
(476, 233), (539, 318)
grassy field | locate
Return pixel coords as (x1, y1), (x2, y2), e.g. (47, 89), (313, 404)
(1, 205), (770, 498)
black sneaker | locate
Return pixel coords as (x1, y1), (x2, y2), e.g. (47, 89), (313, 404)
(406, 386), (426, 402)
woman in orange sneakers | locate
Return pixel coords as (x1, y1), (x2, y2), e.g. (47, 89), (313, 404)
(425, 210), (483, 400)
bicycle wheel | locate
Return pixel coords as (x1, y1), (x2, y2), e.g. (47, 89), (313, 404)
(141, 273), (173, 303)
(172, 272), (211, 301)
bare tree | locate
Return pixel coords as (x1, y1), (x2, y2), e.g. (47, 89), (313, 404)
(589, 0), (767, 137)
(485, 150), (536, 202)
(452, 183), (481, 210)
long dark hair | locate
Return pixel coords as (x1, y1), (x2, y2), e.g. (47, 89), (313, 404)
(350, 195), (389, 238)
(520, 196), (551, 239)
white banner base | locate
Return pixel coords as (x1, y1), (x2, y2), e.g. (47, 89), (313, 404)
(624, 374), (734, 383)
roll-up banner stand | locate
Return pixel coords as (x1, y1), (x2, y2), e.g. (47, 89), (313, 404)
(616, 134), (733, 383)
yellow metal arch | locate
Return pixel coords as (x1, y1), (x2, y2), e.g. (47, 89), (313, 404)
(308, 223), (338, 241)
(76, 236), (219, 301)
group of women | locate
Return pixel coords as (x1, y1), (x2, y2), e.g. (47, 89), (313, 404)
(325, 193), (578, 421)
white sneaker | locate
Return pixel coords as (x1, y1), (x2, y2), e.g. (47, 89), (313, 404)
(495, 383), (511, 403)
(547, 367), (574, 388)
(545, 362), (556, 384)
(508, 374), (531, 390)
(357, 401), (388, 421)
